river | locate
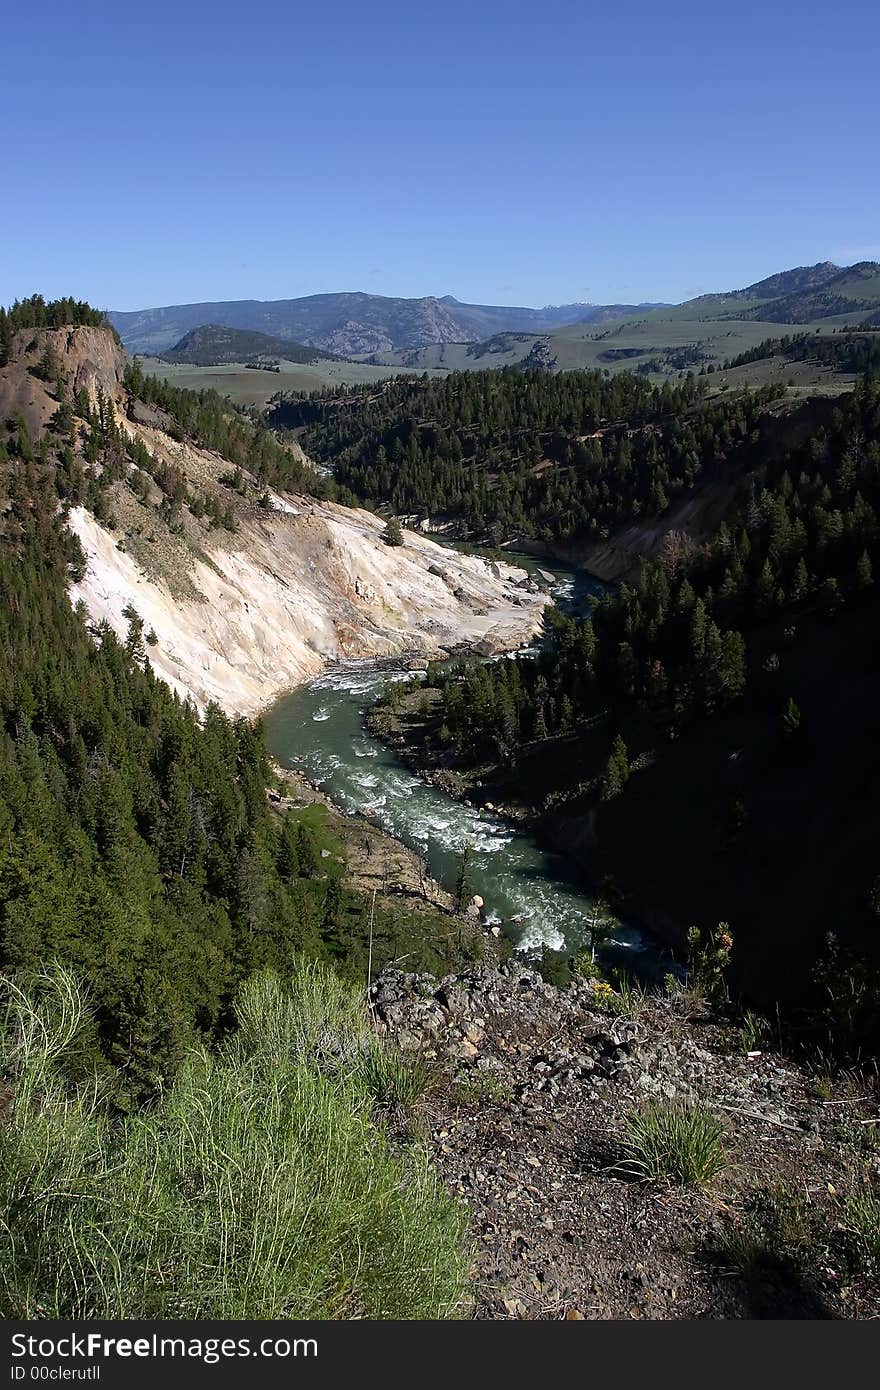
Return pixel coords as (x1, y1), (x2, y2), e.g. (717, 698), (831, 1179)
(263, 555), (670, 976)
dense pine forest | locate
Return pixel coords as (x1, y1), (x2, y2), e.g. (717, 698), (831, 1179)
(431, 379), (880, 749)
(271, 367), (788, 544)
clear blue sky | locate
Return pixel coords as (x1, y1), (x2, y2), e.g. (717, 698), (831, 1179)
(2, 0), (878, 311)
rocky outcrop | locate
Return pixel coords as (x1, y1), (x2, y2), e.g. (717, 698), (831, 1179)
(69, 492), (549, 716)
(521, 337), (557, 371)
(63, 359), (551, 716)
(0, 326), (127, 439)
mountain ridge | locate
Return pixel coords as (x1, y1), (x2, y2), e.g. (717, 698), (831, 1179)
(109, 262), (880, 366)
(110, 292), (668, 357)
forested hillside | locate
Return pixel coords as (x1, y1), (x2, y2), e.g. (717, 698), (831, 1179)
(123, 357), (327, 497)
(272, 368), (788, 544)
(162, 323), (341, 366)
(393, 377), (880, 1042)
(0, 299), (471, 1107)
(721, 330), (880, 377)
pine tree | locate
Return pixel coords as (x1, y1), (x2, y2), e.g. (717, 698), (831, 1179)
(382, 515), (404, 546)
(454, 841), (473, 911)
(601, 735), (629, 800)
(856, 550), (873, 591)
(0, 308), (13, 367)
(791, 556), (809, 603)
(781, 697), (801, 740)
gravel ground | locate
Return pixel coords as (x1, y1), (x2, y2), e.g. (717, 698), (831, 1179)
(372, 962), (880, 1320)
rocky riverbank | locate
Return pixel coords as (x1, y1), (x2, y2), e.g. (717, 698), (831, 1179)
(272, 760), (454, 913)
(270, 759), (506, 964)
(366, 686), (692, 958)
(372, 959), (880, 1320)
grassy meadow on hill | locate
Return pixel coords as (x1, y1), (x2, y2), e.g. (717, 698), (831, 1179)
(138, 354), (448, 407)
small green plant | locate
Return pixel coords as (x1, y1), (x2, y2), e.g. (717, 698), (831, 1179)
(809, 1073), (835, 1101)
(573, 950), (602, 984)
(739, 1010), (771, 1053)
(601, 968), (651, 1018)
(618, 1100), (728, 1187)
(449, 1068), (508, 1105)
(577, 898), (618, 967)
(382, 515), (404, 546)
(686, 923), (734, 1003)
(536, 946), (571, 990)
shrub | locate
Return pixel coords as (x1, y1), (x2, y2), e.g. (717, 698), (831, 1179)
(0, 964), (470, 1319)
(686, 922), (734, 1002)
(618, 1099), (727, 1186)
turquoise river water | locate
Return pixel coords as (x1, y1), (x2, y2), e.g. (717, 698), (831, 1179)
(263, 557), (669, 975)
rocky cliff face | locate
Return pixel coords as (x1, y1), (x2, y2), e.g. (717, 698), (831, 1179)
(68, 491), (549, 716)
(0, 326), (127, 439)
(2, 324), (549, 714)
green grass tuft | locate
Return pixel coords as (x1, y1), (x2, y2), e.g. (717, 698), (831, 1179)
(840, 1182), (880, 1275)
(618, 1099), (728, 1187)
(353, 1041), (433, 1108)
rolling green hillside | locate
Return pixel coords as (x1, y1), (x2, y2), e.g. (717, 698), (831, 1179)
(738, 262), (880, 323)
(372, 263), (880, 393)
(138, 354), (448, 408)
(162, 324), (340, 366)
(628, 262), (879, 325)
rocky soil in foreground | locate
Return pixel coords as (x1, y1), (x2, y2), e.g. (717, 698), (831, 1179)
(371, 962), (880, 1320)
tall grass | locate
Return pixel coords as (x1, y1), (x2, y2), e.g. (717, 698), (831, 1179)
(0, 964), (470, 1319)
(840, 1182), (880, 1275)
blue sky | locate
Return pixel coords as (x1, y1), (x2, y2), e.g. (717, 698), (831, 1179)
(2, 0), (878, 311)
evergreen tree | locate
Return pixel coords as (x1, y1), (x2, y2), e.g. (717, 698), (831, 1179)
(601, 735), (630, 800)
(382, 515), (404, 546)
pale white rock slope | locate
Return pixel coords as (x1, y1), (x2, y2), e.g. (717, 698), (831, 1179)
(69, 498), (548, 716)
(0, 322), (548, 716)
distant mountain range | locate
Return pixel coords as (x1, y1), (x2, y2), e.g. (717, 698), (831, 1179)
(161, 325), (340, 367)
(110, 263), (880, 366)
(110, 292), (668, 358)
